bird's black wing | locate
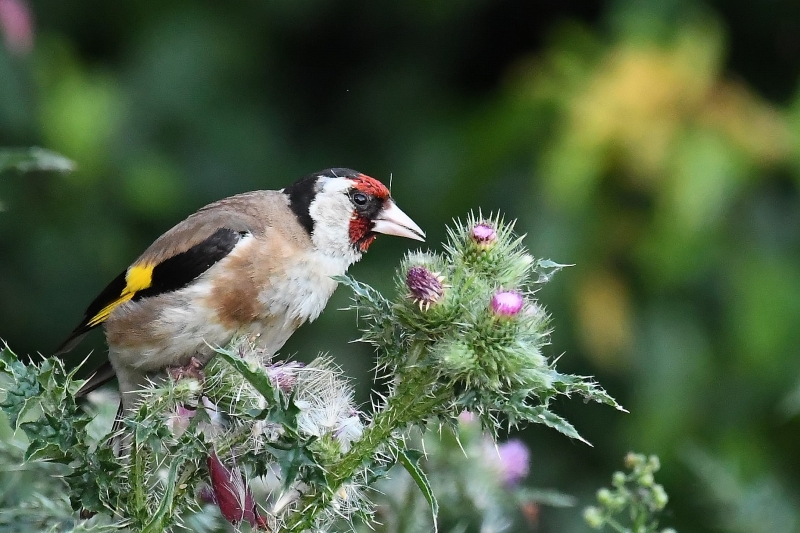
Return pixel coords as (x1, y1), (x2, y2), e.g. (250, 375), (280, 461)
(55, 227), (247, 355)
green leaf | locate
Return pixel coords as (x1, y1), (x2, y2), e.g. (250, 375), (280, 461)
(548, 371), (627, 412)
(527, 406), (591, 446)
(0, 147), (76, 174)
(398, 448), (438, 533)
(214, 348), (280, 404)
(333, 274), (391, 310)
(25, 440), (64, 462)
(265, 442), (317, 492)
(16, 396), (43, 429)
(332, 274), (372, 300)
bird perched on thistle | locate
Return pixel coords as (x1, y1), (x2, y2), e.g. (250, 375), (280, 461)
(56, 168), (425, 417)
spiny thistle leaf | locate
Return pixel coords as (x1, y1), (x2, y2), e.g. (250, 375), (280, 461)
(398, 448), (439, 533)
(523, 406), (590, 446)
(213, 346), (281, 405)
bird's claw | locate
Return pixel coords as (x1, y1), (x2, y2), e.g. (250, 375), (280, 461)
(167, 356), (206, 384)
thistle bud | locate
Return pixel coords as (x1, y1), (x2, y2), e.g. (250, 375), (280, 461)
(406, 266), (445, 310)
(0, 0), (34, 56)
(490, 290), (524, 317)
(207, 450), (262, 527)
(470, 222), (497, 248)
(596, 488), (614, 506)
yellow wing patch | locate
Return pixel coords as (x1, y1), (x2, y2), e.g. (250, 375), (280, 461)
(126, 264), (155, 292)
(86, 264), (154, 327)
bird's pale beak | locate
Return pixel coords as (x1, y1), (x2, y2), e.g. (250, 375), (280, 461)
(372, 200), (426, 242)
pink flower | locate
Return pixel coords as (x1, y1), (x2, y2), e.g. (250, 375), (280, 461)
(267, 361), (304, 393)
(166, 404), (196, 436)
(498, 438), (530, 487)
(490, 291), (524, 317)
(470, 223), (497, 247)
(458, 410), (476, 424)
(207, 450), (266, 528)
(0, 0), (33, 55)
(406, 265), (445, 310)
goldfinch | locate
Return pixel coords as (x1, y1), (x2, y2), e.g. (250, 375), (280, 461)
(56, 168), (424, 415)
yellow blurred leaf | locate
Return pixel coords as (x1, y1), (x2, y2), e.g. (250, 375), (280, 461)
(575, 270), (633, 369)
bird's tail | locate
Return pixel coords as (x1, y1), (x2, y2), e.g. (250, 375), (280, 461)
(54, 327), (92, 356)
(75, 361), (116, 397)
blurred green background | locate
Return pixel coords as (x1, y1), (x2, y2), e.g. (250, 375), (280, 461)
(3, 0), (800, 531)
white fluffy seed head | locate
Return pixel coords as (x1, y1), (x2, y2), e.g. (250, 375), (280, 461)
(293, 358), (364, 453)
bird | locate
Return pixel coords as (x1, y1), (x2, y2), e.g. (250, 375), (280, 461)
(56, 168), (425, 417)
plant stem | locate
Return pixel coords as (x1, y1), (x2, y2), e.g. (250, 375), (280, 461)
(284, 367), (445, 531)
(130, 441), (147, 527)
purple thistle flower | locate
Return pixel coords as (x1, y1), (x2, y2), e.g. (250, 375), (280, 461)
(498, 438), (530, 487)
(406, 265), (445, 310)
(490, 291), (524, 317)
(207, 450), (266, 528)
(267, 361), (304, 393)
(471, 223), (497, 247)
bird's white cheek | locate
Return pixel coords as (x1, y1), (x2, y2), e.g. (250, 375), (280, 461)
(307, 185), (363, 263)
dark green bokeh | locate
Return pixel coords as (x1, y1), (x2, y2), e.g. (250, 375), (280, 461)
(2, 1), (800, 531)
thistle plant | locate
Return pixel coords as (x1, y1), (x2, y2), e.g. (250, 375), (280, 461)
(0, 213), (624, 531)
(584, 453), (676, 533)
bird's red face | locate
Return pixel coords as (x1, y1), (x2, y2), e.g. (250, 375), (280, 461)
(283, 168), (425, 258)
(347, 174), (390, 252)
(346, 174), (424, 252)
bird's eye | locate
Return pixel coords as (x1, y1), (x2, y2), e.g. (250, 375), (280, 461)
(352, 192), (369, 206)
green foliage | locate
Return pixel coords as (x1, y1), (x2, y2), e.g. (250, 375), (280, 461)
(684, 447), (800, 533)
(0, 346), (121, 515)
(397, 449), (438, 532)
(584, 453), (675, 533)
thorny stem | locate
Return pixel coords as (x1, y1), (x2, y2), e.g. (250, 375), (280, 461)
(284, 366), (447, 532)
(130, 441), (147, 525)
